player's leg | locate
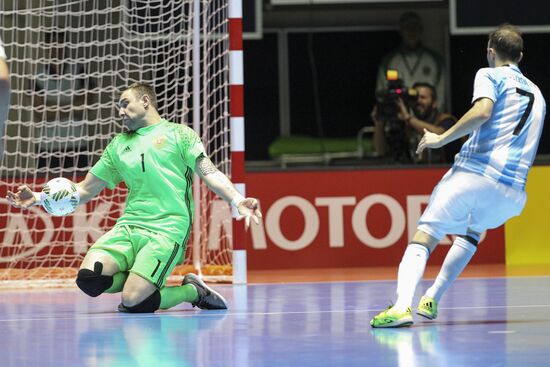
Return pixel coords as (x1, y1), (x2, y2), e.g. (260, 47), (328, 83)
(158, 280), (199, 310)
(156, 248), (200, 310)
(117, 228), (192, 313)
(118, 228), (227, 312)
(157, 272), (228, 310)
(418, 231), (480, 320)
(157, 238), (227, 309)
(177, 272), (228, 310)
(118, 272), (162, 312)
(370, 230), (439, 328)
(394, 230), (439, 311)
(77, 250), (128, 297)
(76, 226), (133, 297)
(118, 262), (218, 313)
(417, 174), (526, 320)
(371, 169), (473, 328)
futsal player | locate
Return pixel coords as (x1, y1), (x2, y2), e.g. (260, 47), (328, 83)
(370, 24), (546, 327)
(7, 82), (262, 313)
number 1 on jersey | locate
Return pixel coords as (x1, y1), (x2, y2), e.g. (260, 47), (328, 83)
(140, 153), (145, 172)
(514, 88), (534, 136)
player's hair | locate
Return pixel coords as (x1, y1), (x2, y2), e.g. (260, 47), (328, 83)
(125, 82), (158, 109)
(488, 24), (523, 63)
(412, 82), (437, 101)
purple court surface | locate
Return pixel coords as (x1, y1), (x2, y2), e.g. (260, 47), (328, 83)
(1, 276), (549, 367)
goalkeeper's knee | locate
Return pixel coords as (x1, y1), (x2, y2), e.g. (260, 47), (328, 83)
(119, 290), (161, 313)
(76, 262), (113, 297)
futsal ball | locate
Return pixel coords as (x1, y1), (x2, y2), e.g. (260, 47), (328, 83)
(40, 177), (80, 216)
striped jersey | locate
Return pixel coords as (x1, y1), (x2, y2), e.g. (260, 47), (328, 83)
(454, 64), (546, 190)
(90, 119), (206, 244)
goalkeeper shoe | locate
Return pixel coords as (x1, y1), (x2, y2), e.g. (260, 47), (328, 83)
(182, 273), (228, 310)
(416, 295), (438, 320)
(117, 303), (129, 313)
(370, 306), (413, 328)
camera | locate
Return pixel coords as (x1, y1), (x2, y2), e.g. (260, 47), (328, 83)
(375, 70), (418, 121)
(375, 70), (419, 162)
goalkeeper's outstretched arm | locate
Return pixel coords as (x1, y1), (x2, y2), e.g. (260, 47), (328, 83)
(195, 154), (262, 228)
(6, 173), (108, 209)
(76, 173), (109, 204)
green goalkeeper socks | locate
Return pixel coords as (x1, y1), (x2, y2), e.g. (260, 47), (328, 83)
(159, 284), (198, 309)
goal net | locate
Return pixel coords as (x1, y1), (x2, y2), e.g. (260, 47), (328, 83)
(0, 0), (235, 287)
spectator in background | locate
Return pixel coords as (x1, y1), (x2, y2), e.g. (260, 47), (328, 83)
(376, 11), (446, 111)
(372, 82), (460, 164)
(0, 36), (10, 163)
(33, 31), (96, 171)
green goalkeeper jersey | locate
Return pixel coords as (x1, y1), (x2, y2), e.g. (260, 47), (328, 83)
(90, 119), (206, 244)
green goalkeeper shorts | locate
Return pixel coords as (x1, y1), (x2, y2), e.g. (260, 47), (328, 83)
(88, 225), (186, 288)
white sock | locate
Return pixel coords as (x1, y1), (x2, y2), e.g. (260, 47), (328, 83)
(393, 243), (430, 310)
(425, 237), (477, 303)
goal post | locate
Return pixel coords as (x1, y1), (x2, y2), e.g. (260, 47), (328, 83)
(228, 0), (247, 284)
(0, 0), (246, 287)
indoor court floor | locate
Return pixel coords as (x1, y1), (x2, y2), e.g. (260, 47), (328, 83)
(1, 266), (549, 367)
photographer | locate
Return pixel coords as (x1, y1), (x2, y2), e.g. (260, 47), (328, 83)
(372, 82), (460, 163)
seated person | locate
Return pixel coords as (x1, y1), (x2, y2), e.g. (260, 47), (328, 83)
(372, 82), (461, 164)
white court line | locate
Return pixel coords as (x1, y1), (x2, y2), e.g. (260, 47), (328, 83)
(1, 304), (550, 323)
(1, 275), (548, 291)
(242, 274), (550, 287)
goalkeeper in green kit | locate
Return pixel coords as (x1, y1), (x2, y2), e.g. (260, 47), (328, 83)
(7, 82), (262, 313)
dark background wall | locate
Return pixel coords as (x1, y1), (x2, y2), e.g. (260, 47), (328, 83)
(243, 2), (550, 161)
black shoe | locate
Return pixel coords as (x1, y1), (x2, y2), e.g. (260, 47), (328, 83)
(182, 273), (228, 310)
(117, 303), (129, 313)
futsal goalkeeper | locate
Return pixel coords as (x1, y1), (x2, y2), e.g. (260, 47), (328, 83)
(7, 82), (262, 313)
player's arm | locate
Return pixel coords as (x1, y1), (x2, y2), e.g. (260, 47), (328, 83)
(195, 154), (262, 228)
(6, 173), (108, 209)
(417, 98), (493, 154)
(77, 173), (109, 204)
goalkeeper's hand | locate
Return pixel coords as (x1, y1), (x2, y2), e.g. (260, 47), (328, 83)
(236, 197), (262, 229)
(6, 185), (37, 209)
